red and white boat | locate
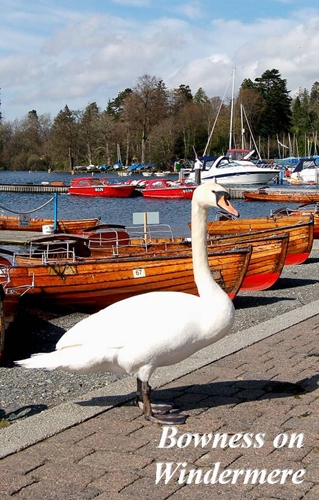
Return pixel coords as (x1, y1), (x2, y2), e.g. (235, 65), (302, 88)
(141, 178), (198, 199)
(68, 177), (136, 198)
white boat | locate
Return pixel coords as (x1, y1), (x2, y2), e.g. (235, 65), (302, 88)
(118, 170), (132, 177)
(188, 155), (279, 186)
(194, 70), (279, 186)
(289, 157), (319, 185)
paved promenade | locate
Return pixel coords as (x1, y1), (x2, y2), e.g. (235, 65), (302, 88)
(1, 301), (319, 499)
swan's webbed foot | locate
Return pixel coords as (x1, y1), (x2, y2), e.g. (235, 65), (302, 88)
(137, 378), (188, 425)
(145, 410), (187, 425)
(136, 399), (175, 414)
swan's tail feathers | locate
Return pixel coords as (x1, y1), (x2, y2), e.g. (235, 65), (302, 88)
(15, 346), (121, 373)
(16, 351), (69, 371)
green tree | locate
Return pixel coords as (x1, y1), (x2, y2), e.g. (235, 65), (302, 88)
(49, 105), (80, 171)
(78, 102), (101, 165)
(292, 89), (311, 133)
(170, 84), (193, 115)
(309, 81), (319, 131)
(106, 89), (132, 120)
(254, 69), (292, 137)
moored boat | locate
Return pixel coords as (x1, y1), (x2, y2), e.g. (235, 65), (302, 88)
(82, 224), (288, 292)
(271, 204), (319, 239)
(208, 233), (289, 291)
(202, 214), (314, 266)
(0, 236), (252, 356)
(243, 188), (319, 204)
(68, 176), (136, 197)
(288, 157), (319, 185)
(141, 178), (198, 199)
(187, 155), (279, 186)
(0, 214), (100, 233)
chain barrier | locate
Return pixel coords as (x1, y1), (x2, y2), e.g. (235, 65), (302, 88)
(0, 197), (54, 215)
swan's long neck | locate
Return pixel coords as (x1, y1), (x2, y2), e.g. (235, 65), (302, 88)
(191, 201), (227, 300)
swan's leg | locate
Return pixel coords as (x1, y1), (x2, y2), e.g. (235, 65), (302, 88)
(140, 380), (187, 424)
(136, 378), (174, 414)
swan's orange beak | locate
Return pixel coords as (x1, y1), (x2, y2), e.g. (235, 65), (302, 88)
(217, 193), (239, 218)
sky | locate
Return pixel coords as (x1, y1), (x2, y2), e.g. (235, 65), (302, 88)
(1, 0), (319, 122)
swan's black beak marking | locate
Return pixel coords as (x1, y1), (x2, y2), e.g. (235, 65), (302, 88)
(214, 191), (239, 218)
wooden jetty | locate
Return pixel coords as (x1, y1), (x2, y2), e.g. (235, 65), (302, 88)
(1, 181), (318, 201)
(0, 183), (69, 194)
(0, 230), (42, 245)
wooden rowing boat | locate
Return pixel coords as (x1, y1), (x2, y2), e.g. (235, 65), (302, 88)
(83, 228), (289, 292)
(21, 223), (289, 292)
(8, 247), (251, 305)
(0, 214), (100, 233)
(243, 188), (319, 204)
(201, 214), (314, 266)
(271, 204), (319, 239)
(207, 233), (289, 291)
(0, 240), (252, 356)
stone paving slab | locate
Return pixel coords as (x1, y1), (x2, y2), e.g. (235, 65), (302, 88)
(0, 310), (318, 499)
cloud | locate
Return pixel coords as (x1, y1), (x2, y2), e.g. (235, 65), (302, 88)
(111, 0), (150, 6)
(1, 2), (319, 120)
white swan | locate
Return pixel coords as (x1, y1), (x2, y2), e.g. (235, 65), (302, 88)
(16, 182), (239, 424)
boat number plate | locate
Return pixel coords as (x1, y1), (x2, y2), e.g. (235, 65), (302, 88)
(133, 268), (146, 278)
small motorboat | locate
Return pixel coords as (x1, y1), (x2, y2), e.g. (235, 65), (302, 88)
(68, 177), (136, 198)
(141, 178), (198, 199)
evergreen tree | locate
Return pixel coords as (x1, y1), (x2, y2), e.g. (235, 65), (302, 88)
(106, 89), (132, 119)
(309, 82), (319, 131)
(254, 69), (292, 137)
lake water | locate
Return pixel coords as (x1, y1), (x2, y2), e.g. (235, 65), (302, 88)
(0, 170), (314, 237)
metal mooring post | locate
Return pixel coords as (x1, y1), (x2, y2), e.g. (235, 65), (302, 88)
(53, 193), (58, 232)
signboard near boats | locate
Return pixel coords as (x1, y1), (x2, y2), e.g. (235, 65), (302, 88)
(19, 213), (31, 227)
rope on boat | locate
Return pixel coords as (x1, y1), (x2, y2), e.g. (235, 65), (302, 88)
(0, 197), (54, 215)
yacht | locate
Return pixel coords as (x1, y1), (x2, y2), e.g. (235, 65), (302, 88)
(289, 157), (319, 184)
(188, 154), (279, 186)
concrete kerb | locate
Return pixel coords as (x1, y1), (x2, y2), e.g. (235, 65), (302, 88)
(1, 297), (319, 459)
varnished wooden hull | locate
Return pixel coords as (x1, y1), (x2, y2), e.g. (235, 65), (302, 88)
(272, 207), (319, 239)
(3, 247), (252, 313)
(88, 234), (288, 292)
(208, 233), (289, 291)
(0, 215), (100, 233)
(204, 215), (314, 266)
(243, 190), (319, 204)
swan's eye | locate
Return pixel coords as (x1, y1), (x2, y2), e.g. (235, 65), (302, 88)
(223, 193), (231, 205)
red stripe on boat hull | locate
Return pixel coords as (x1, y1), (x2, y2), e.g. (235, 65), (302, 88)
(284, 253), (310, 266)
(240, 273), (280, 291)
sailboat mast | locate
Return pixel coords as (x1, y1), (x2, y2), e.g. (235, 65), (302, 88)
(229, 68), (235, 150)
(240, 103), (244, 149)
